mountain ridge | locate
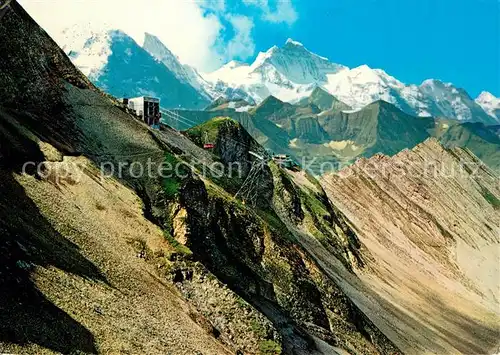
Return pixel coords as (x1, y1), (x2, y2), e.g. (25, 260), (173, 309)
(56, 26), (210, 109)
(320, 138), (500, 354)
(163, 93), (500, 174)
(142, 32), (216, 101)
(205, 40), (499, 125)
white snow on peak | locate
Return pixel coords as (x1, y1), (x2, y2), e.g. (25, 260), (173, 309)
(285, 38), (304, 47)
(418, 79), (474, 120)
(477, 91), (497, 102)
(250, 50), (275, 70)
(323, 65), (406, 109)
(321, 68), (498, 123)
(224, 60), (248, 69)
(204, 61), (252, 86)
(420, 78), (455, 90)
(204, 39), (345, 103)
(420, 78), (439, 87)
(57, 25), (116, 80)
(476, 91), (500, 120)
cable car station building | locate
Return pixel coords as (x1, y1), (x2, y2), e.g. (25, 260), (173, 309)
(124, 96), (161, 128)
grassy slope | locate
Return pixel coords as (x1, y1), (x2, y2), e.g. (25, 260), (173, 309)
(172, 93), (500, 175)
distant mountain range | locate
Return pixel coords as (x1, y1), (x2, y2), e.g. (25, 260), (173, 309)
(204, 39), (499, 125)
(56, 26), (499, 125)
(163, 88), (500, 174)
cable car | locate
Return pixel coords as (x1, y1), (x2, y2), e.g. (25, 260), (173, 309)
(203, 132), (215, 149)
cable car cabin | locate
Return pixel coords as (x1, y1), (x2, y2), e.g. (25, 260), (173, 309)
(202, 131), (215, 149)
(272, 154), (293, 168)
(127, 96), (162, 128)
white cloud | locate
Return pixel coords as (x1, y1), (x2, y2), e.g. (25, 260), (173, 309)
(18, 0), (297, 71)
(243, 0), (298, 25)
(18, 0), (238, 71)
(201, 0), (227, 12)
(225, 15), (255, 60)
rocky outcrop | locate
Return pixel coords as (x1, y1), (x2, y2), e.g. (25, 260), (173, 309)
(168, 157), (400, 354)
(0, 2), (91, 113)
(162, 258), (282, 355)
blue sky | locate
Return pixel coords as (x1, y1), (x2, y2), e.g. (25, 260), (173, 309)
(21, 0), (499, 97)
(221, 0), (500, 97)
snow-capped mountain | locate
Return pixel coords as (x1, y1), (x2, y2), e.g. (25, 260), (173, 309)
(251, 38), (346, 85)
(322, 68), (497, 123)
(418, 79), (496, 123)
(57, 25), (113, 81)
(476, 91), (500, 121)
(56, 26), (498, 124)
(322, 65), (410, 110)
(56, 26), (210, 109)
(203, 39), (344, 103)
(204, 39), (499, 124)
(142, 33), (215, 101)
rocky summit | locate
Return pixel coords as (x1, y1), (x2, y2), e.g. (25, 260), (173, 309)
(0, 1), (499, 355)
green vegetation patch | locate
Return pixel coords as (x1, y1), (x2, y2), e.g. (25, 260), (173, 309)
(299, 189), (329, 217)
(258, 209), (296, 242)
(163, 231), (192, 256)
(186, 116), (238, 144)
(162, 151), (190, 200)
(259, 340), (282, 355)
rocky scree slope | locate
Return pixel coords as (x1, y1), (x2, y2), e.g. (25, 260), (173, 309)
(0, 2), (399, 354)
(321, 139), (500, 354)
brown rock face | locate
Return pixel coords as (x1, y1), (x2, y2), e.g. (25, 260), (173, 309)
(321, 138), (500, 354)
